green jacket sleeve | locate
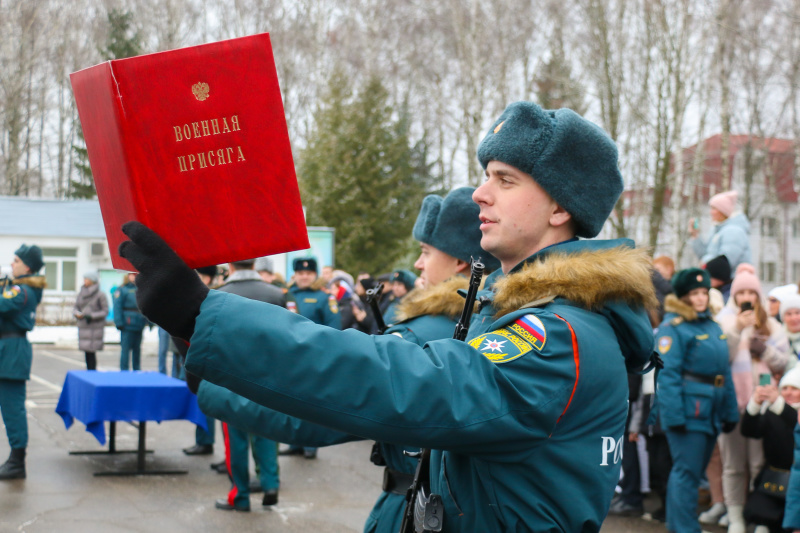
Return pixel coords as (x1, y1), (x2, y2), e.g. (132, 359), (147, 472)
(185, 291), (579, 456)
(197, 380), (359, 447)
(0, 285), (28, 315)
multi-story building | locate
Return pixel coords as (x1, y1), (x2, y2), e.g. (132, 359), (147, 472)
(611, 134), (799, 291)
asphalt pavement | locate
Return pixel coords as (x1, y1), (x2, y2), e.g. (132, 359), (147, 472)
(0, 345), (728, 532)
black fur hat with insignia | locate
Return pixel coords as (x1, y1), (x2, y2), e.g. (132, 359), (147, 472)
(293, 257), (318, 274)
(671, 268), (710, 298)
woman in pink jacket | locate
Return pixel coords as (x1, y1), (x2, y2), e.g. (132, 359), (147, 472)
(716, 264), (791, 533)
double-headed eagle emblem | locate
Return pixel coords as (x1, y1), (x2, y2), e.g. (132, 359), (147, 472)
(192, 82), (210, 101)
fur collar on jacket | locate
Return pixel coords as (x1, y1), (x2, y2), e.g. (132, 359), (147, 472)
(11, 275), (47, 290)
(393, 277), (471, 323)
(664, 294), (698, 322)
(491, 246), (658, 319)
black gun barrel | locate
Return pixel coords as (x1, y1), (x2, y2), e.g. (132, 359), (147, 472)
(453, 258), (484, 341)
(365, 282), (388, 334)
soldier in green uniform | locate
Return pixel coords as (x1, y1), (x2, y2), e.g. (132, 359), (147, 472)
(281, 257), (340, 459)
(196, 187), (499, 531)
(113, 273), (148, 371)
(120, 101), (659, 532)
(0, 245), (45, 480)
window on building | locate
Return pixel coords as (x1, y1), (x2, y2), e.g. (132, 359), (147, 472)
(41, 247), (77, 292)
(793, 218), (800, 239)
(761, 217), (778, 238)
(760, 262), (777, 283)
(793, 262), (800, 283)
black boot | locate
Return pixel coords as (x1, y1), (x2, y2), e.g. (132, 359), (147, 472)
(0, 448), (26, 480)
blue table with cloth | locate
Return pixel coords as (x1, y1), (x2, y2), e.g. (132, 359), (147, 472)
(56, 370), (207, 476)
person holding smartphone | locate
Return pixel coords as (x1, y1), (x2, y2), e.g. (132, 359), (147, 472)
(716, 264), (791, 533)
(740, 366), (800, 532)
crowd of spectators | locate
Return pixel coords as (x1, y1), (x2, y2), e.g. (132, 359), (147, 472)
(612, 191), (800, 533)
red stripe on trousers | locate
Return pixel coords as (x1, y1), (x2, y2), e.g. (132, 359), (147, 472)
(222, 422), (237, 505)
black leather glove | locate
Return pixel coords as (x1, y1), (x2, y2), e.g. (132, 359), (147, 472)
(668, 424), (687, 433)
(118, 222), (209, 340)
(722, 421), (737, 434)
(85, 315), (92, 324)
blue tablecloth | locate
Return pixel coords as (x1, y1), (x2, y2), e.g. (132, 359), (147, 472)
(56, 370), (207, 445)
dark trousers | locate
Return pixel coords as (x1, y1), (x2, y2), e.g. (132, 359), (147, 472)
(223, 423), (279, 508)
(620, 437), (643, 506)
(84, 351), (96, 370)
(196, 415), (215, 446)
(0, 379), (27, 449)
(119, 330), (143, 371)
(665, 430), (716, 533)
(647, 433), (672, 509)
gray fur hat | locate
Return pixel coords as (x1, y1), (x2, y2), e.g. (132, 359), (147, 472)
(477, 101), (623, 238)
(412, 187), (500, 272)
(83, 271), (99, 284)
(254, 257), (274, 273)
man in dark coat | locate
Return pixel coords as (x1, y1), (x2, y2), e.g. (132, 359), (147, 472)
(212, 259), (286, 511)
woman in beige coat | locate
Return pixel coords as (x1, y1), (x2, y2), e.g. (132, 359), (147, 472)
(716, 264), (790, 533)
(73, 271), (108, 370)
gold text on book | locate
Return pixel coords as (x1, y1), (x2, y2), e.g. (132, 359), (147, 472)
(178, 146), (245, 172)
(173, 114), (245, 172)
(192, 82), (210, 101)
(173, 115), (241, 142)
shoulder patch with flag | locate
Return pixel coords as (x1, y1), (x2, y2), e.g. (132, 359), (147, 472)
(469, 329), (533, 363)
(328, 294), (339, 314)
(509, 314), (547, 351)
(2, 285), (20, 299)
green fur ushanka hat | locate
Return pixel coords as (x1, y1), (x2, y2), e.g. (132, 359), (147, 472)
(671, 268), (711, 298)
(412, 187), (501, 272)
(477, 102), (623, 238)
(15, 244), (44, 273)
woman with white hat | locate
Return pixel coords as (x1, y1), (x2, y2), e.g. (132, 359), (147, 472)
(780, 293), (800, 362)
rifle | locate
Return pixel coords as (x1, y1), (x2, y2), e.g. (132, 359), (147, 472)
(399, 258), (485, 533)
(365, 282), (388, 334)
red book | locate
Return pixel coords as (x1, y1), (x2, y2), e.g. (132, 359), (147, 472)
(71, 33), (309, 270)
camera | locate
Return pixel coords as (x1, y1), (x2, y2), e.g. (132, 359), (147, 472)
(740, 301), (754, 312)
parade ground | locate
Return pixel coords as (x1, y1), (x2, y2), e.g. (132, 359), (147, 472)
(0, 344), (724, 533)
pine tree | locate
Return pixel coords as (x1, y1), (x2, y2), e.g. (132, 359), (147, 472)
(534, 27), (586, 114)
(69, 9), (142, 198)
(299, 71), (433, 275)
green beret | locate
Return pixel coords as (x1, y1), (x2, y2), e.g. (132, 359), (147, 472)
(391, 269), (417, 291)
(671, 268), (711, 298)
(477, 101), (623, 238)
(293, 257), (318, 273)
(412, 187), (500, 272)
(15, 244), (44, 273)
